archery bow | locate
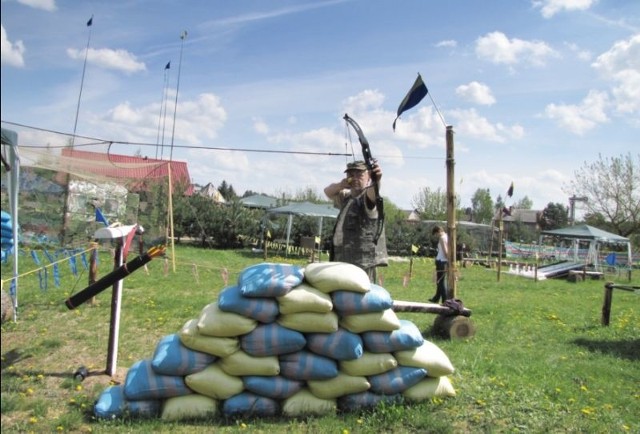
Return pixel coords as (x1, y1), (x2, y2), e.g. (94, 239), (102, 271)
(343, 113), (385, 244)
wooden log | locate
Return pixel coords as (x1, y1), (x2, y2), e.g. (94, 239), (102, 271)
(392, 300), (472, 317)
(433, 314), (476, 339)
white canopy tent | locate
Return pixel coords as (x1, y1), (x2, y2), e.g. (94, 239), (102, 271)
(266, 201), (339, 253)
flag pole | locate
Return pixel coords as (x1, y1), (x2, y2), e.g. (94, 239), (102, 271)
(62, 15), (93, 245)
(156, 62), (171, 160)
(72, 15), (94, 147)
(169, 31), (187, 162)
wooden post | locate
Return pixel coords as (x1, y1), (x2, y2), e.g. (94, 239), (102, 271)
(601, 282), (614, 326)
(497, 212), (503, 281)
(445, 126), (457, 299)
(88, 241), (98, 305)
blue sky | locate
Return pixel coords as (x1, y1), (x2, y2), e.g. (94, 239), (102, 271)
(1, 0), (638, 213)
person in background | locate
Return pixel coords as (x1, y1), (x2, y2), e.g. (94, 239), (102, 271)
(430, 225), (448, 303)
(324, 160), (388, 283)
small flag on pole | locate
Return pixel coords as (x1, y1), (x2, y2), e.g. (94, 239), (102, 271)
(95, 208), (109, 226)
(314, 236), (321, 244)
(507, 182), (514, 198)
(165, 61), (171, 70)
(411, 244), (419, 254)
(393, 73), (428, 131)
(266, 230), (271, 239)
(87, 16), (93, 27)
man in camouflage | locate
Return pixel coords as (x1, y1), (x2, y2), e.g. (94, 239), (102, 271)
(324, 160), (388, 282)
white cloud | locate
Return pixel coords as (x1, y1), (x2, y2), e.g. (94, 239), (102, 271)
(17, 0), (56, 12)
(565, 42), (592, 61)
(591, 34), (640, 115)
(544, 89), (609, 134)
(475, 31), (559, 67)
(66, 47), (146, 74)
(435, 39), (457, 48)
(98, 93), (227, 145)
(253, 117), (270, 135)
(455, 81), (496, 105)
(533, 0), (596, 19)
(1, 25), (26, 67)
(448, 108), (522, 143)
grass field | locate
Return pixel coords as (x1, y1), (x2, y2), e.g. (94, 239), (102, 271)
(1, 245), (638, 433)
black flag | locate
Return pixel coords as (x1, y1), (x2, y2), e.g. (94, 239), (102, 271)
(507, 182), (514, 198)
(87, 16), (93, 27)
(393, 74), (428, 131)
(165, 61), (171, 70)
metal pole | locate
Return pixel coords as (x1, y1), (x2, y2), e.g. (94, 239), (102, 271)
(169, 31), (187, 162)
(106, 238), (124, 377)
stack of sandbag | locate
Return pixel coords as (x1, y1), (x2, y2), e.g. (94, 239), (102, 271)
(94, 262), (456, 421)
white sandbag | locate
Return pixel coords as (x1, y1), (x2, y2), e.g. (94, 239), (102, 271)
(303, 262), (370, 293)
(339, 352), (398, 376)
(339, 309), (401, 333)
(307, 372), (370, 399)
(197, 302), (257, 337)
(178, 319), (239, 357)
(402, 376), (456, 401)
(394, 340), (455, 377)
(161, 394), (218, 421)
(184, 364), (244, 400)
(282, 388), (337, 417)
(277, 311), (339, 333)
(218, 350), (280, 376)
(276, 283), (333, 314)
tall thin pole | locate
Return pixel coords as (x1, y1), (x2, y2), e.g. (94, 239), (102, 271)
(72, 15), (94, 147)
(156, 62), (171, 159)
(62, 15), (93, 245)
(446, 126), (457, 298)
(169, 31), (187, 162)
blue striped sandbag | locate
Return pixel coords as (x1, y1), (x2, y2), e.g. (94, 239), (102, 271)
(337, 391), (403, 412)
(368, 366), (428, 395)
(279, 350), (338, 380)
(94, 385), (127, 420)
(361, 320), (425, 353)
(151, 334), (217, 376)
(218, 285), (279, 323)
(124, 359), (192, 400)
(241, 323), (306, 356)
(126, 398), (162, 419)
(331, 283), (393, 315)
(306, 328), (364, 361)
(221, 392), (280, 417)
(243, 375), (304, 399)
(238, 263), (304, 297)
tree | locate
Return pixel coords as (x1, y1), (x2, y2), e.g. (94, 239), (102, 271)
(218, 180), (237, 201)
(539, 202), (569, 230)
(470, 188), (493, 224)
(515, 196), (533, 210)
(565, 152), (639, 238)
(411, 187), (448, 220)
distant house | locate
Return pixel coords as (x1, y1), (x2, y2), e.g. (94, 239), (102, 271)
(497, 208), (542, 233)
(197, 183), (226, 204)
(404, 209), (422, 223)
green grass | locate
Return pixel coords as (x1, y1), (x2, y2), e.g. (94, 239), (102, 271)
(1, 245), (638, 433)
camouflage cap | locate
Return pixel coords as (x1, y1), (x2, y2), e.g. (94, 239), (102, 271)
(344, 160), (367, 172)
